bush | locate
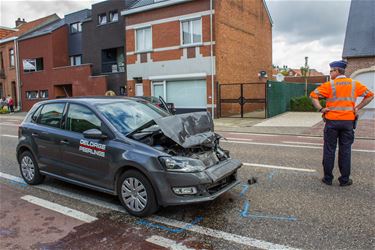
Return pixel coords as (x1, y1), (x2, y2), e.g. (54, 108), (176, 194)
(290, 96), (326, 112)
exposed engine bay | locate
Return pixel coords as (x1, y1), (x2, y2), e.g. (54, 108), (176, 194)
(127, 112), (230, 167)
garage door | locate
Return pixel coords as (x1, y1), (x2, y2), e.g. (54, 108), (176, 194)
(166, 80), (207, 110)
(353, 71), (375, 109)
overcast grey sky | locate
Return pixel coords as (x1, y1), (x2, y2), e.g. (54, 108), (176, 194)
(0, 0), (352, 74)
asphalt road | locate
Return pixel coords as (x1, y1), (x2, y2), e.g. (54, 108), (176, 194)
(1, 115), (374, 250)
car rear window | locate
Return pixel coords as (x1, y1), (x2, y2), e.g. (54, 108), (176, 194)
(96, 100), (168, 135)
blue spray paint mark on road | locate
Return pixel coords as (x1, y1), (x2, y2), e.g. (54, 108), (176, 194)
(9, 180), (27, 187)
(240, 184), (250, 197)
(240, 201), (250, 217)
(267, 171), (276, 181)
(136, 216), (204, 233)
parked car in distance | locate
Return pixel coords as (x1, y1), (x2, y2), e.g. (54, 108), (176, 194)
(16, 97), (242, 217)
(135, 96), (176, 114)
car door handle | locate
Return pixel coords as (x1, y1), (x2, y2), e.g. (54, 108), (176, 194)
(60, 140), (70, 145)
(31, 133), (39, 137)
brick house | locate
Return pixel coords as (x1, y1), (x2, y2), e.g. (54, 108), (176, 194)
(122, 0), (272, 115)
(342, 0), (374, 108)
(18, 17), (107, 111)
(0, 15), (59, 109)
(82, 0), (127, 95)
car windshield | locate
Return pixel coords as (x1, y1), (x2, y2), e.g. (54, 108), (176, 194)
(96, 100), (169, 135)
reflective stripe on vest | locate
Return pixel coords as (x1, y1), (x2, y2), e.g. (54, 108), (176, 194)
(361, 89), (370, 97)
(328, 106), (354, 111)
(326, 97), (356, 102)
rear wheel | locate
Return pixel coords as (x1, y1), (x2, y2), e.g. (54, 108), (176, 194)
(118, 170), (158, 217)
(19, 151), (45, 185)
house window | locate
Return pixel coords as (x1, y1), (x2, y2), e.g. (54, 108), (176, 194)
(181, 18), (202, 45)
(39, 90), (49, 99)
(98, 13), (107, 25)
(136, 27), (152, 52)
(26, 90), (39, 100)
(101, 47), (124, 73)
(70, 55), (82, 66)
(9, 48), (15, 67)
(109, 10), (118, 22)
(23, 58), (43, 72)
(70, 22), (82, 33)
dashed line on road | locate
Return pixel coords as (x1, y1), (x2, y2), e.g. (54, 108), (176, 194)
(223, 140), (375, 153)
(282, 141), (323, 146)
(243, 163), (317, 173)
(146, 235), (195, 250)
(21, 195), (97, 223)
(0, 171), (301, 250)
(1, 134), (18, 138)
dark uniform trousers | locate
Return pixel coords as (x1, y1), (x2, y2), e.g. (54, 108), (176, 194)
(323, 119), (354, 183)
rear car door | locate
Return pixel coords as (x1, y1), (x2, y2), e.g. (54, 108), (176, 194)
(32, 102), (67, 173)
(60, 103), (113, 189)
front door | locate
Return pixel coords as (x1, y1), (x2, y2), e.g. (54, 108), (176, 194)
(135, 83), (143, 96)
(60, 103), (113, 189)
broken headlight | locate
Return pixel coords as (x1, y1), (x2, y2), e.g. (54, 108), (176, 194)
(159, 156), (205, 172)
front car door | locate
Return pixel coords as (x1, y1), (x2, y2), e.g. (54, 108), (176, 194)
(60, 103), (114, 189)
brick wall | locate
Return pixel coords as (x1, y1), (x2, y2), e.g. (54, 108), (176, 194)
(0, 41), (17, 101)
(215, 0), (272, 84)
(345, 57), (375, 77)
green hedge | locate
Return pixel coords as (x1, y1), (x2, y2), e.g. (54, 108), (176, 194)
(290, 96), (326, 112)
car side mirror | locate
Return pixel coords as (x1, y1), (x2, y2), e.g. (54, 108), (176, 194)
(83, 129), (108, 140)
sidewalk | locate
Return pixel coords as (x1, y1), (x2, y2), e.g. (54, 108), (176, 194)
(214, 110), (375, 139)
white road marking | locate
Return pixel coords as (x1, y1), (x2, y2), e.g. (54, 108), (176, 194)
(146, 235), (195, 250)
(0, 122), (20, 126)
(282, 141), (323, 146)
(21, 195), (97, 223)
(223, 140), (375, 153)
(1, 134), (18, 138)
(224, 137), (253, 141)
(0, 172), (300, 250)
(297, 136), (321, 139)
(226, 132), (277, 137)
(243, 163), (316, 173)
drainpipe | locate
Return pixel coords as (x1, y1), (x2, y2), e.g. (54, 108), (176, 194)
(14, 38), (22, 111)
(210, 0), (214, 119)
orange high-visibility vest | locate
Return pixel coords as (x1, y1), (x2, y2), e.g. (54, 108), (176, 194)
(310, 76), (374, 121)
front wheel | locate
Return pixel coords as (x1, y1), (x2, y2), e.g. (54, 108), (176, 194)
(19, 151), (45, 185)
(118, 170), (159, 217)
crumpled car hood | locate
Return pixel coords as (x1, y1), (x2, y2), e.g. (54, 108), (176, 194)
(154, 112), (216, 148)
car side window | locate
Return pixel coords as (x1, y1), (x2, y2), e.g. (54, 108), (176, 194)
(66, 104), (101, 133)
(38, 103), (65, 128)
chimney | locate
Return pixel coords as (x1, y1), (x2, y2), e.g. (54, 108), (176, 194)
(15, 18), (26, 27)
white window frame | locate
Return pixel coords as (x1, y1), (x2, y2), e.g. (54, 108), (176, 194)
(135, 83), (144, 96)
(151, 81), (166, 99)
(26, 90), (39, 100)
(98, 13), (107, 25)
(109, 10), (118, 23)
(135, 26), (152, 53)
(180, 17), (202, 47)
(70, 55), (82, 66)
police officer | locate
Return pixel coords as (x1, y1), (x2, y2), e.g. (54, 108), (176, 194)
(310, 60), (374, 186)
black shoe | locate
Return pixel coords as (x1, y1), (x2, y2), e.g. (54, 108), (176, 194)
(340, 179), (353, 186)
(322, 178), (332, 186)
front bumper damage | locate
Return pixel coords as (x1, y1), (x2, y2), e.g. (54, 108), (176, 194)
(155, 159), (242, 206)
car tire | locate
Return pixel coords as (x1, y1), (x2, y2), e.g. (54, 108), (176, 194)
(118, 170), (159, 217)
(19, 151), (45, 185)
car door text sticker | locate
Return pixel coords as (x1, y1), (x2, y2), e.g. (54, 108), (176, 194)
(79, 139), (106, 157)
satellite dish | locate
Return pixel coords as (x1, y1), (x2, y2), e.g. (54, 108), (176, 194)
(276, 73), (285, 82)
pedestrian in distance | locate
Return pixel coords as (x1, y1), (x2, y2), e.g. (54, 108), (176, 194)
(7, 95), (14, 113)
(105, 90), (116, 96)
(0, 96), (6, 109)
(310, 60), (374, 186)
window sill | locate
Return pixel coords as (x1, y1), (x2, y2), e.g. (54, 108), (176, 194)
(23, 70), (44, 74)
(97, 21), (119, 27)
(135, 50), (153, 54)
(180, 43), (203, 48)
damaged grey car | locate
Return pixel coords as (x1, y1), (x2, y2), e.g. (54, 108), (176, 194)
(16, 97), (242, 216)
